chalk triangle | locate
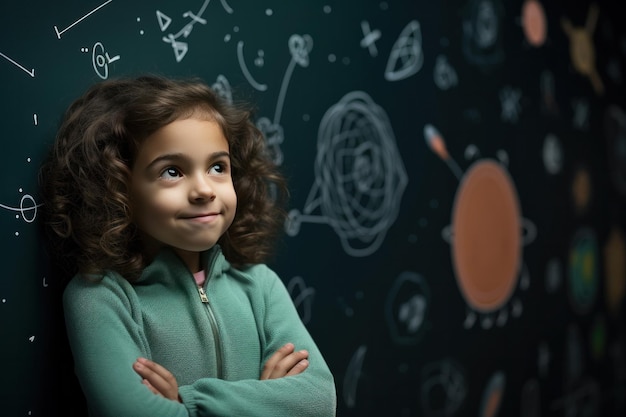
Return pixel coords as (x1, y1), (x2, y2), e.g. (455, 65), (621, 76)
(156, 10), (172, 32)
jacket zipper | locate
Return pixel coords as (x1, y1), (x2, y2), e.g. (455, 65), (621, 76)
(196, 257), (224, 379)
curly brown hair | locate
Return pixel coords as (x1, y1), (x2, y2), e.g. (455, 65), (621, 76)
(39, 75), (288, 282)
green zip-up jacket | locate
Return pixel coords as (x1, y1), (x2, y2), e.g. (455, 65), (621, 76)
(63, 246), (337, 417)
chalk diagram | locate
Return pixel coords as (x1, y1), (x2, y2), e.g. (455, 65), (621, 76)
(385, 271), (430, 345)
(91, 41), (120, 79)
(255, 34), (313, 165)
(424, 124), (537, 329)
(157, 0), (233, 63)
(562, 3), (604, 95)
(384, 20), (424, 82)
(53, 0), (113, 40)
(461, 0), (505, 71)
(0, 190), (41, 234)
(285, 91), (408, 257)
(420, 359), (467, 417)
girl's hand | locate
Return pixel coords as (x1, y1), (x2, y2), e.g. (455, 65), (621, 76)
(260, 342), (309, 380)
(133, 357), (181, 402)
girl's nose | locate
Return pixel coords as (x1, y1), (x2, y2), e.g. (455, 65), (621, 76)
(189, 173), (215, 202)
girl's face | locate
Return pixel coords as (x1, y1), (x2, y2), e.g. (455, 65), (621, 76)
(130, 117), (237, 272)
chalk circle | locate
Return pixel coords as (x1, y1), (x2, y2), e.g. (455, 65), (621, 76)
(522, 0), (547, 47)
(451, 159), (522, 312)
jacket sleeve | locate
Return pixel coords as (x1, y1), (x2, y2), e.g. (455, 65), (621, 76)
(177, 267), (337, 417)
(63, 274), (191, 417)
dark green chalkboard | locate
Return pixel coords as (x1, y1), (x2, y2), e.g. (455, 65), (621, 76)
(1, 0), (625, 416)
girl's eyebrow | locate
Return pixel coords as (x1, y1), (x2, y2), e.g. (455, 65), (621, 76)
(145, 151), (231, 170)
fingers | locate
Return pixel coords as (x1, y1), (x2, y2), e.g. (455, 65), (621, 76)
(133, 358), (180, 401)
(260, 343), (309, 380)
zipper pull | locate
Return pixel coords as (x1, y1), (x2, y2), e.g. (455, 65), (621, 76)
(198, 287), (209, 303)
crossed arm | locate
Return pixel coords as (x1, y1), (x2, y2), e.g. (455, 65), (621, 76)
(133, 342), (310, 402)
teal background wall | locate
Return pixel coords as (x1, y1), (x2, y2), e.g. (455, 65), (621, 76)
(1, 0), (625, 415)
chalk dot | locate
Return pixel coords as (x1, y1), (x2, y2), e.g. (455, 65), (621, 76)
(328, 54), (337, 63)
(323, 5), (332, 13)
(224, 34), (231, 42)
(2, 299), (6, 303)
(15, 215), (19, 219)
(15, 232), (19, 237)
(19, 188), (23, 193)
(233, 26), (239, 33)
(265, 8), (273, 16)
(140, 29), (144, 35)
(29, 335), (35, 342)
(27, 157), (31, 162)
(137, 17), (141, 22)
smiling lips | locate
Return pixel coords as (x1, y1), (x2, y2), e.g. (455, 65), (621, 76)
(181, 213), (220, 223)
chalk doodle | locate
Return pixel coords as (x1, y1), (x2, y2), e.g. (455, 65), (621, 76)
(343, 345), (367, 408)
(360, 21), (381, 57)
(385, 271), (430, 345)
(0, 51), (35, 78)
(385, 20), (423, 81)
(286, 91), (407, 257)
(92, 42), (120, 79)
(499, 85), (522, 123)
(54, 0), (113, 39)
(461, 0), (505, 71)
(420, 359), (467, 416)
(256, 34), (313, 165)
(237, 41), (268, 91)
(0, 192), (41, 224)
(287, 276), (316, 325)
(562, 3), (603, 95)
(433, 54), (458, 90)
(425, 124), (536, 330)
(158, 0), (232, 63)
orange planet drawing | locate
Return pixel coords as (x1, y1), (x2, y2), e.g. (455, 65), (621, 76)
(451, 160), (522, 312)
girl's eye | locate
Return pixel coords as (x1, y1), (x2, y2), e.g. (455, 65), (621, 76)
(210, 162), (227, 175)
(160, 167), (182, 180)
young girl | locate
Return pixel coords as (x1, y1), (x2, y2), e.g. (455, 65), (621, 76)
(39, 75), (337, 416)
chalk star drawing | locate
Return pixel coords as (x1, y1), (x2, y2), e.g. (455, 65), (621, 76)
(424, 124), (536, 330)
(562, 3), (604, 95)
(286, 91), (407, 257)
